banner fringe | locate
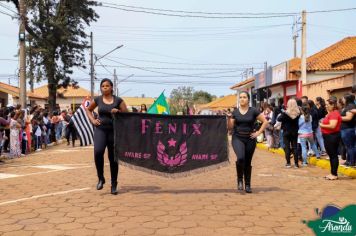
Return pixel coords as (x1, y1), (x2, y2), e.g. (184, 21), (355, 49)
(118, 159), (231, 179)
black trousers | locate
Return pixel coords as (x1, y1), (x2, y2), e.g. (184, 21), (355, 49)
(323, 132), (341, 176)
(66, 125), (77, 144)
(283, 132), (298, 165)
(94, 127), (118, 184)
(232, 135), (256, 168)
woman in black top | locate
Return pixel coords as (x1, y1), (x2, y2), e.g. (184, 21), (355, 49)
(340, 93), (356, 167)
(277, 98), (301, 168)
(227, 92), (268, 193)
(87, 78), (128, 195)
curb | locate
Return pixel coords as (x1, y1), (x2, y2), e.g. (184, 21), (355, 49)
(256, 143), (356, 178)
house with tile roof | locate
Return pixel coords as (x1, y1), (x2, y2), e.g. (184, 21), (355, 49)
(30, 84), (93, 111)
(0, 82), (46, 107)
(230, 36), (356, 104)
(199, 94), (236, 114)
(291, 36), (356, 100)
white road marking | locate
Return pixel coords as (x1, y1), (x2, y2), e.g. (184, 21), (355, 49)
(32, 165), (78, 170)
(0, 173), (21, 179)
(0, 188), (91, 206)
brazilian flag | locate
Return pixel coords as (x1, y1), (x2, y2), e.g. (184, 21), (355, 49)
(148, 92), (170, 114)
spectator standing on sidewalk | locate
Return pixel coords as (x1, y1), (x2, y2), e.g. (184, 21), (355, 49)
(298, 104), (321, 166)
(320, 97), (342, 180)
(278, 98), (301, 168)
(340, 93), (356, 167)
(9, 111), (21, 158)
(315, 97), (327, 156)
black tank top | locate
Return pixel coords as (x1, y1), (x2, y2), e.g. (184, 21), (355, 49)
(94, 95), (123, 129)
(232, 107), (260, 136)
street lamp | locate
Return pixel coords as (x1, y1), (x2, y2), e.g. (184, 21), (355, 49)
(90, 44), (123, 98)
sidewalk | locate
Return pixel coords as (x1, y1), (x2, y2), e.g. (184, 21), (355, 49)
(256, 143), (356, 178)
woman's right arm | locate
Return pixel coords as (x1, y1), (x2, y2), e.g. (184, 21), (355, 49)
(86, 100), (100, 126)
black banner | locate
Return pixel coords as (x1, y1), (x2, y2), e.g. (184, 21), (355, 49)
(113, 113), (228, 177)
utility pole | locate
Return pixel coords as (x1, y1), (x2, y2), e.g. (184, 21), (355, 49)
(19, 0), (27, 108)
(90, 32), (94, 99)
(113, 69), (118, 95)
(301, 10), (307, 85)
(293, 35), (298, 58)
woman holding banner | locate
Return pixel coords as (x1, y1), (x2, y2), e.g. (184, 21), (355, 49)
(87, 78), (128, 195)
(228, 91), (268, 193)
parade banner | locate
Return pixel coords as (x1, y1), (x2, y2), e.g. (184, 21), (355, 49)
(113, 113), (228, 177)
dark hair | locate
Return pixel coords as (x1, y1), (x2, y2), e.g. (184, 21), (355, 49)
(301, 96), (308, 100)
(307, 99), (315, 109)
(239, 91), (250, 100)
(352, 85), (356, 93)
(301, 104), (311, 122)
(296, 98), (302, 107)
(326, 96), (338, 110)
(277, 98), (284, 107)
(100, 78), (114, 94)
(316, 97), (325, 107)
(343, 93), (355, 106)
(10, 111), (16, 118)
(140, 104), (147, 112)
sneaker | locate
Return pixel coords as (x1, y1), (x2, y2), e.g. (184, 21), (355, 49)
(302, 163), (308, 167)
(285, 164), (292, 168)
(35, 149), (42, 152)
(307, 150), (314, 156)
(321, 151), (327, 156)
(294, 165), (299, 169)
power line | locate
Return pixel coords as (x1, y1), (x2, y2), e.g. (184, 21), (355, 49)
(101, 57), (245, 78)
(102, 56), (263, 67)
(307, 7), (356, 14)
(0, 3), (17, 14)
(101, 2), (297, 16)
(0, 9), (15, 18)
(95, 64), (263, 71)
(100, 4), (297, 19)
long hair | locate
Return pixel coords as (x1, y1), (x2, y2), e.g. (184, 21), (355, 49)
(286, 98), (300, 119)
(344, 93), (355, 106)
(301, 105), (311, 122)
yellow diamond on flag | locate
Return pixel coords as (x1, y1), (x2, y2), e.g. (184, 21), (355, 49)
(157, 104), (167, 114)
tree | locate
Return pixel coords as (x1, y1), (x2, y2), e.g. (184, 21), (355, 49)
(169, 86), (194, 115)
(193, 90), (214, 105)
(8, 0), (99, 112)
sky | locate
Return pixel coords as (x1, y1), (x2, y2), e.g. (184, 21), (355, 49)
(0, 0), (355, 98)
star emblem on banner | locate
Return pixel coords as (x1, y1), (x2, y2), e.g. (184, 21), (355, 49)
(167, 138), (177, 147)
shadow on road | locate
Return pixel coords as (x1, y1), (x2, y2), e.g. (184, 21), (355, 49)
(117, 186), (284, 194)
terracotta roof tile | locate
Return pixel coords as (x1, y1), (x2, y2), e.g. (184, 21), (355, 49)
(121, 97), (155, 107)
(290, 36), (356, 72)
(32, 84), (93, 98)
(0, 82), (46, 99)
(230, 77), (255, 90)
(307, 36), (356, 71)
(201, 94), (237, 110)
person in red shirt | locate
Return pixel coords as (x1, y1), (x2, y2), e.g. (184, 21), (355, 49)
(319, 96), (342, 180)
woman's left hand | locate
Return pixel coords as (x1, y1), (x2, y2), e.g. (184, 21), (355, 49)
(111, 108), (119, 113)
(250, 131), (260, 139)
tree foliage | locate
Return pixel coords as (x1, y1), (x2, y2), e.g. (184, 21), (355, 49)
(193, 90), (214, 105)
(18, 0), (98, 111)
(169, 87), (215, 114)
(169, 86), (194, 115)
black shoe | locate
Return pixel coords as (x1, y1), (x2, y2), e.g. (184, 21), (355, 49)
(111, 182), (118, 195)
(244, 165), (252, 194)
(238, 179), (243, 191)
(96, 178), (105, 190)
(236, 162), (244, 191)
(245, 184), (252, 193)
